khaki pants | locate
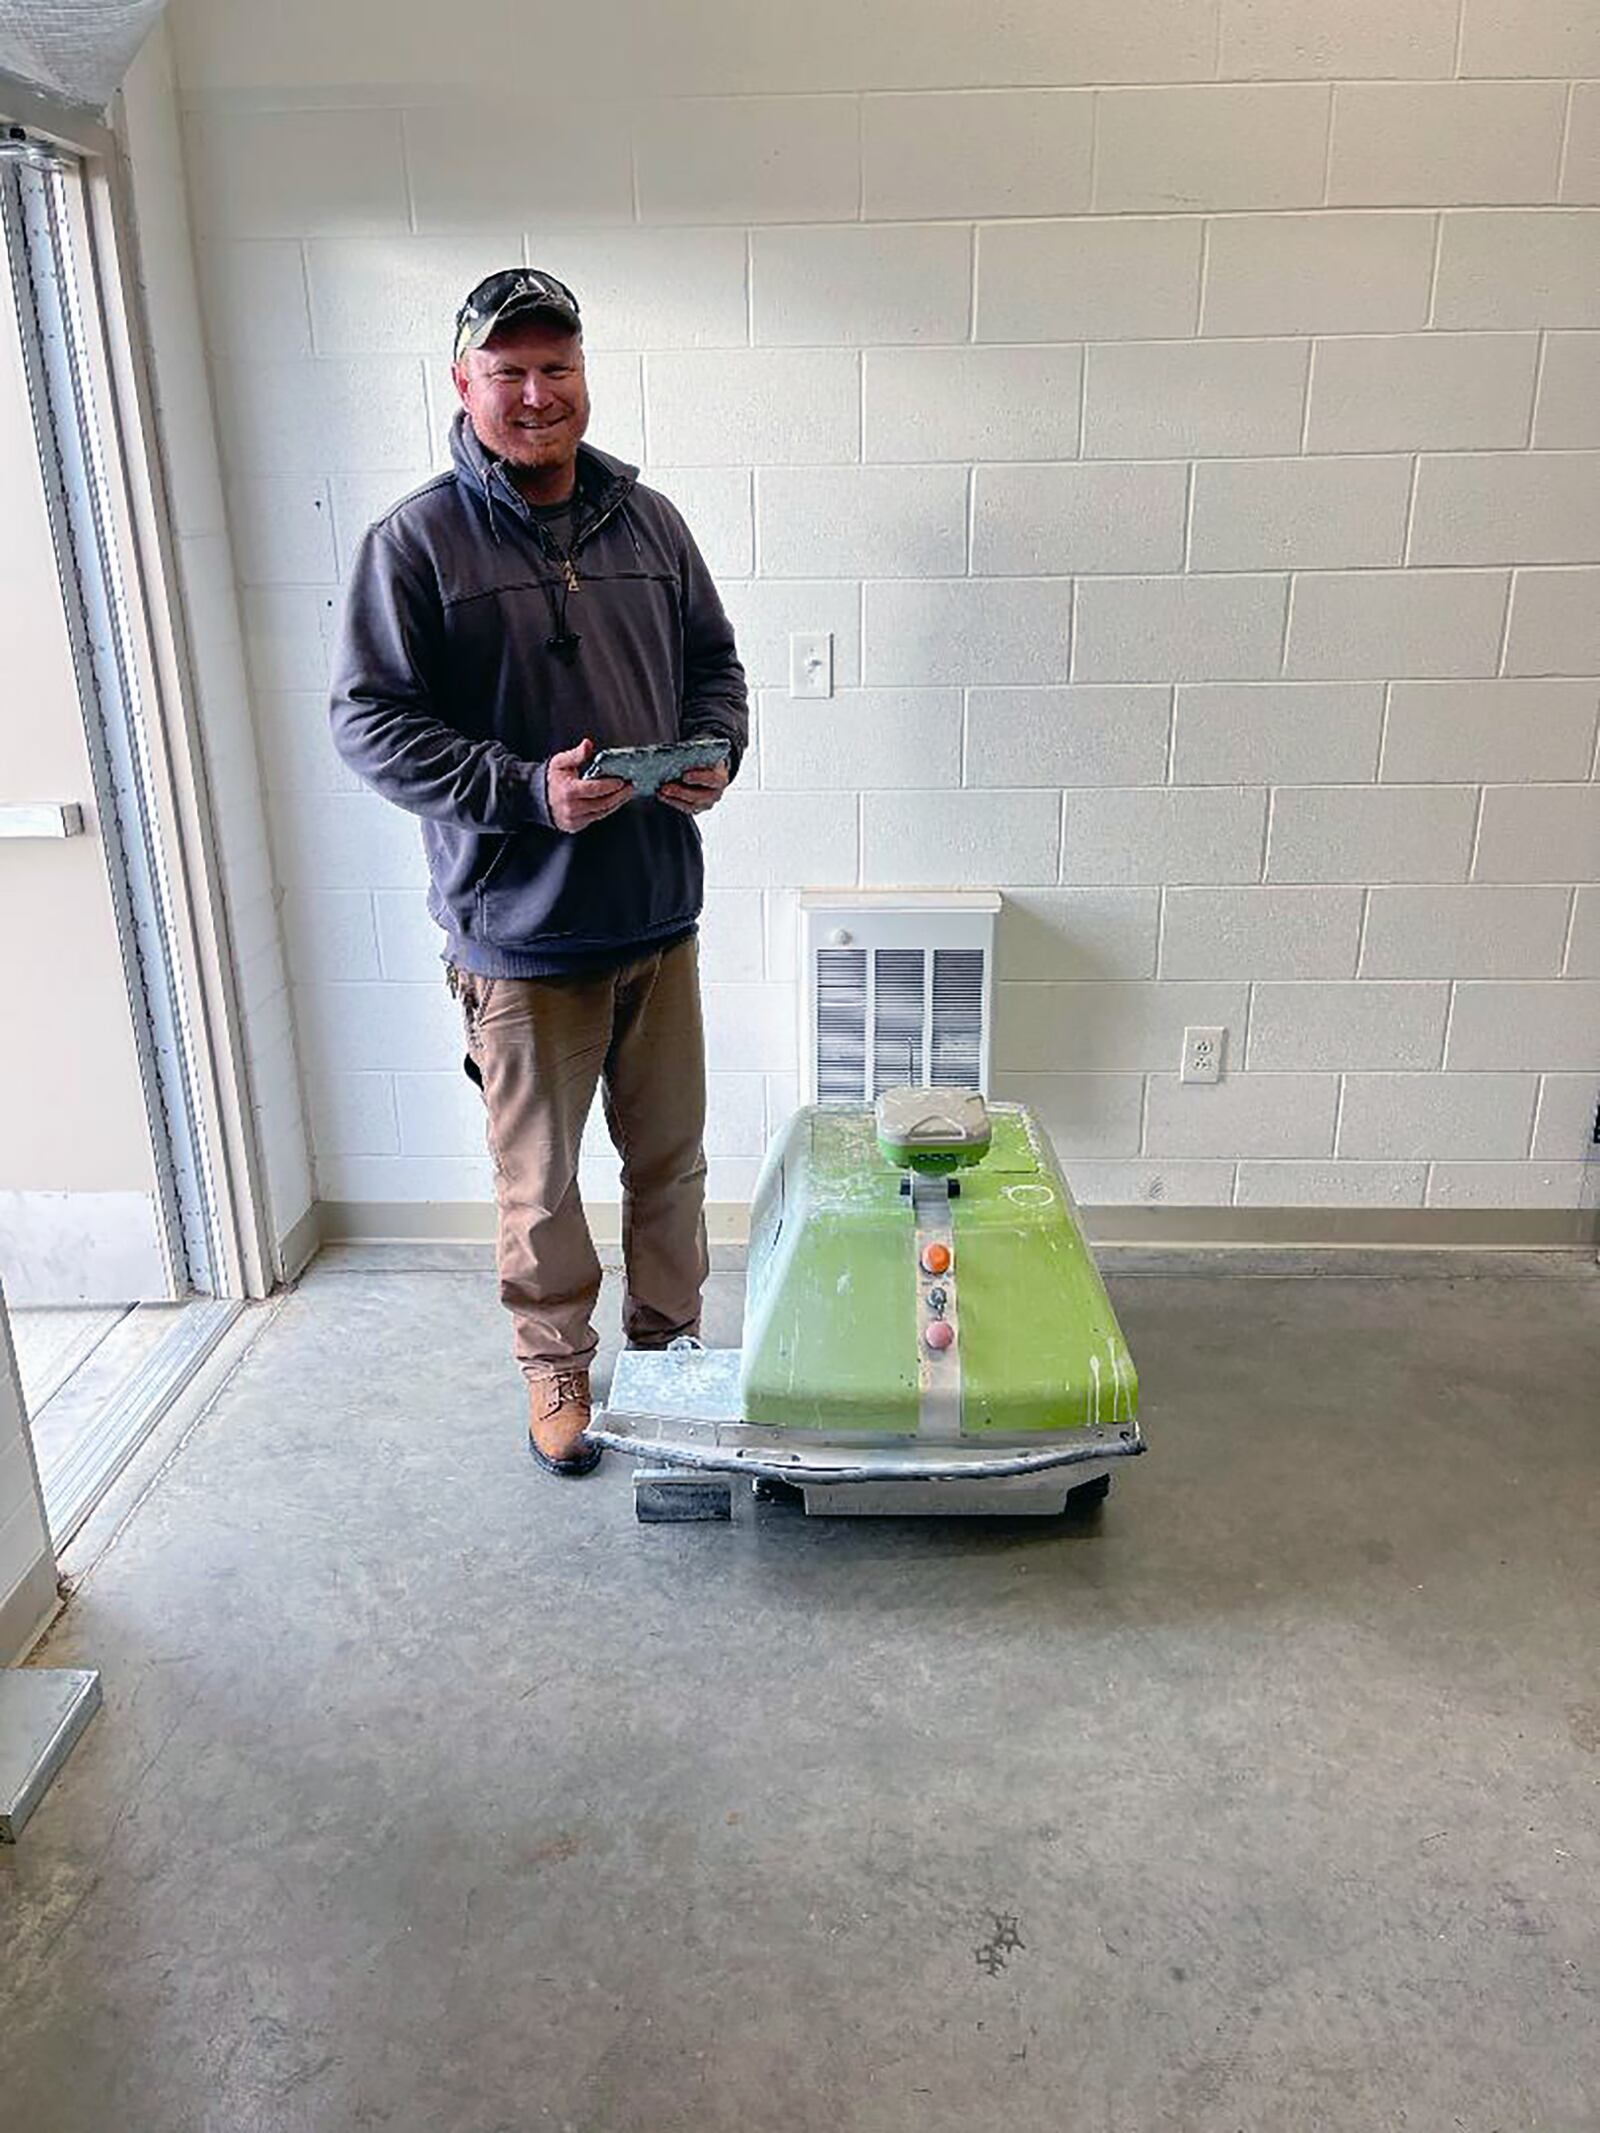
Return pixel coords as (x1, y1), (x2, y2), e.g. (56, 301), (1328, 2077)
(453, 938), (709, 1379)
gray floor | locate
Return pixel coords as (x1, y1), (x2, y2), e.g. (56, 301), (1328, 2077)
(3, 1252), (1599, 2132)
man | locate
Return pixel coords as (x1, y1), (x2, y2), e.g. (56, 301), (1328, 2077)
(330, 269), (748, 1477)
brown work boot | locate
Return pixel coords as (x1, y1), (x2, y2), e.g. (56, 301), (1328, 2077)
(527, 1367), (602, 1477)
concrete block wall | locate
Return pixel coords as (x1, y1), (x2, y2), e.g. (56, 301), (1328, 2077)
(162, 0), (1599, 1223)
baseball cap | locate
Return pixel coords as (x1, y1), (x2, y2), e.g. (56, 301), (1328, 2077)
(453, 268), (581, 363)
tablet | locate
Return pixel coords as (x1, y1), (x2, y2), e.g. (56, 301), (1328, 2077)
(580, 737), (731, 796)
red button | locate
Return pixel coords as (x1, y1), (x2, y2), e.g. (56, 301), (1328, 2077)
(925, 1319), (955, 1352)
(921, 1242), (952, 1276)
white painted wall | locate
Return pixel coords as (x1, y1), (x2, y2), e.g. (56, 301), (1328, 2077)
(118, 28), (317, 1267)
(162, 0), (1599, 1220)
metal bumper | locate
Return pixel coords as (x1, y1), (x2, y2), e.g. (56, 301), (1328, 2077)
(588, 1346), (1145, 1489)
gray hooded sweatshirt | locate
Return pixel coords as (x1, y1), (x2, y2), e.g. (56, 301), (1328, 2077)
(329, 415), (748, 977)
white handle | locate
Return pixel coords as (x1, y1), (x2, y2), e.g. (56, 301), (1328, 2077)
(0, 804), (84, 839)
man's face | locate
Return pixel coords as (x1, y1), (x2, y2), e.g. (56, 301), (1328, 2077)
(453, 317), (590, 476)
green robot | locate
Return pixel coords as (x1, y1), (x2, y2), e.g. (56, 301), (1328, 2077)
(592, 1089), (1144, 1520)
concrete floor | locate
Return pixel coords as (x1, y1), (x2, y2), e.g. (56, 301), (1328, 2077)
(3, 1250), (1598, 2132)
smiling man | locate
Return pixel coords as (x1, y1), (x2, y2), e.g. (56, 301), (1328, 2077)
(330, 269), (748, 1477)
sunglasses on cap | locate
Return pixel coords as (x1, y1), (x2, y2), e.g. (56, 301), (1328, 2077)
(453, 269), (581, 363)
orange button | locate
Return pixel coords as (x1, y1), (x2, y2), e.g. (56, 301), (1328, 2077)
(921, 1241), (952, 1276)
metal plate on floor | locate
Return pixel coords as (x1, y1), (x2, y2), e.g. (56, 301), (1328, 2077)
(633, 1468), (734, 1523)
(0, 1667), (101, 1841)
(606, 1344), (745, 1426)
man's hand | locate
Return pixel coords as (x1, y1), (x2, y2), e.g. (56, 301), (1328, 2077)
(658, 760), (730, 816)
(545, 738), (632, 834)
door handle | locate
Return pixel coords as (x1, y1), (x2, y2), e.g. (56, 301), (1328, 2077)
(0, 804), (85, 838)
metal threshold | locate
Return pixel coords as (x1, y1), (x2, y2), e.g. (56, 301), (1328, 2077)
(38, 1298), (241, 1547)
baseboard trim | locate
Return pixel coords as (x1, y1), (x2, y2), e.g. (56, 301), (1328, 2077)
(278, 1204), (322, 1284)
(1080, 1205), (1600, 1249)
(317, 1200), (751, 1247)
(316, 1199), (1599, 1254)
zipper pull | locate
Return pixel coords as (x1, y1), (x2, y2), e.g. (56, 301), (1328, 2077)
(563, 558), (581, 593)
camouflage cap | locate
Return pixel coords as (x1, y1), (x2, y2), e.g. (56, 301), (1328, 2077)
(453, 268), (581, 363)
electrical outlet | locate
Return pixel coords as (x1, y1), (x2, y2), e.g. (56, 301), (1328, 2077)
(1181, 1026), (1225, 1084)
(788, 631), (833, 699)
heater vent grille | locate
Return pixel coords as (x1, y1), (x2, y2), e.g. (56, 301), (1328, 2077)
(814, 947), (868, 1104)
(930, 948), (986, 1089)
(800, 894), (998, 1104)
